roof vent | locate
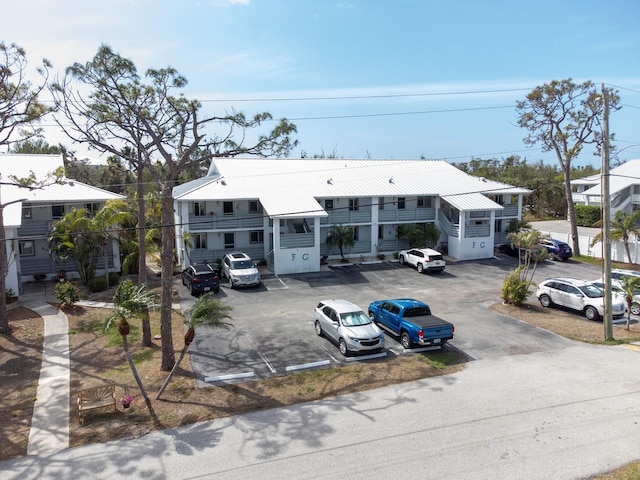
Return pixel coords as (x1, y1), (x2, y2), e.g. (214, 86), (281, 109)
(389, 177), (394, 184)
(327, 178), (333, 185)
(220, 179), (227, 186)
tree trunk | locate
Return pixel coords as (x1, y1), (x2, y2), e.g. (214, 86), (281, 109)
(159, 184), (175, 371)
(122, 332), (155, 415)
(156, 345), (188, 400)
(563, 169), (581, 257)
(137, 167), (151, 347)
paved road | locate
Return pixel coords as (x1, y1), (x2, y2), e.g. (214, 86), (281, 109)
(3, 340), (640, 479)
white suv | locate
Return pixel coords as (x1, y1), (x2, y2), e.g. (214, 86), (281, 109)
(535, 277), (626, 321)
(398, 248), (445, 273)
(222, 252), (261, 288)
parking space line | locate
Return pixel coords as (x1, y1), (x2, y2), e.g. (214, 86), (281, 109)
(286, 360), (331, 372)
(204, 371), (255, 382)
(345, 351), (388, 362)
(305, 329), (341, 362)
(245, 333), (277, 373)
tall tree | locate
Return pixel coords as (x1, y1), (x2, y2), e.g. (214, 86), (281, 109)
(0, 42), (54, 334)
(516, 79), (620, 256)
(52, 45), (298, 370)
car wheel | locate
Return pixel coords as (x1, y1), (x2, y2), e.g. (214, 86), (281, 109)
(401, 331), (412, 349)
(338, 338), (349, 356)
(539, 294), (552, 308)
(631, 303), (640, 316)
(417, 263), (424, 273)
(399, 255), (405, 265)
(314, 320), (323, 337)
(229, 278), (235, 289)
(181, 276), (186, 286)
(368, 311), (377, 323)
(189, 284), (195, 296)
(585, 306), (600, 321)
(214, 287), (220, 294)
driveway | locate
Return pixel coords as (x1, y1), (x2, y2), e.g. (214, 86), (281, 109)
(180, 254), (604, 385)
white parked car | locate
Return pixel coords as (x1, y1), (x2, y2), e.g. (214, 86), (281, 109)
(221, 252), (261, 288)
(590, 279), (640, 316)
(535, 277), (626, 321)
(398, 248), (445, 273)
(314, 299), (385, 356)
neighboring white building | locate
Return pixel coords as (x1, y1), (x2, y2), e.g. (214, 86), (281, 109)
(572, 159), (640, 215)
(1, 154), (124, 294)
(173, 158), (530, 276)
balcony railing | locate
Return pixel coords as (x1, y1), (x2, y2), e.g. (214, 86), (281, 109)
(188, 214), (263, 231)
(494, 204), (519, 218)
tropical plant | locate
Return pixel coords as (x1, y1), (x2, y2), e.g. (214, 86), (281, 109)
(619, 276), (640, 330)
(326, 225), (355, 261)
(156, 294), (232, 399)
(500, 229), (548, 305)
(590, 210), (640, 264)
(104, 280), (157, 413)
(54, 281), (80, 308)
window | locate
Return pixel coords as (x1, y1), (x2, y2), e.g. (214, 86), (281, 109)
(349, 198), (359, 211)
(194, 202), (206, 216)
(324, 199), (334, 211)
(417, 196), (431, 208)
(378, 197), (385, 210)
(223, 201), (234, 216)
(22, 206), (32, 219)
(249, 200), (262, 214)
(86, 203), (100, 215)
(250, 230), (264, 243)
(194, 234), (207, 249)
(19, 241), (34, 256)
(397, 197), (406, 209)
(353, 226), (359, 241)
(51, 205), (65, 218)
(378, 225), (384, 240)
(224, 232), (235, 249)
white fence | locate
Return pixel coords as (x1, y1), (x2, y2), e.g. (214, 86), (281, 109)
(538, 230), (640, 264)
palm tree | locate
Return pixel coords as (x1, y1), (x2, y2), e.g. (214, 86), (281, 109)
(326, 225), (355, 262)
(92, 199), (131, 284)
(591, 210), (640, 264)
(501, 229), (548, 305)
(620, 275), (640, 330)
(156, 294), (232, 399)
(104, 279), (157, 413)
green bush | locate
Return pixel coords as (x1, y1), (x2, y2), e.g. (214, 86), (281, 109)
(500, 270), (530, 306)
(55, 282), (80, 308)
(575, 205), (601, 227)
(108, 272), (120, 287)
(5, 288), (15, 301)
(87, 277), (109, 293)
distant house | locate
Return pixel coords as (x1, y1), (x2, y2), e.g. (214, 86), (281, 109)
(1, 154), (124, 295)
(173, 158), (530, 276)
(572, 159), (640, 216)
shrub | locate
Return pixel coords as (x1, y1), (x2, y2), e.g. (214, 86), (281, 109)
(87, 277), (108, 293)
(5, 288), (15, 301)
(500, 270), (530, 306)
(55, 282), (80, 308)
(575, 205), (601, 227)
(377, 253), (386, 260)
(108, 272), (120, 287)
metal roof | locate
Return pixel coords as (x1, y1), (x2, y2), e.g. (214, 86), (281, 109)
(578, 159), (640, 197)
(174, 158), (529, 213)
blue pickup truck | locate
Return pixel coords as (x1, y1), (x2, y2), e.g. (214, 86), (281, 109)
(368, 298), (454, 349)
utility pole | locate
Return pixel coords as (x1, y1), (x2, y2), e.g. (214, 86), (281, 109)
(602, 84), (613, 341)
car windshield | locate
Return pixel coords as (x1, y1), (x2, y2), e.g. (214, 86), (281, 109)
(579, 284), (604, 298)
(231, 260), (253, 269)
(340, 311), (372, 327)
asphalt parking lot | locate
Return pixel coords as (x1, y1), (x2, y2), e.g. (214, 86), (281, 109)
(179, 254), (606, 387)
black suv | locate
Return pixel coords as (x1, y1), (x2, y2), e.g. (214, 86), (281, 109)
(181, 263), (220, 296)
(539, 238), (572, 261)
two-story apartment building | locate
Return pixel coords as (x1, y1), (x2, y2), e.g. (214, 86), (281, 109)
(173, 158), (529, 276)
(572, 159), (640, 215)
(1, 154), (124, 294)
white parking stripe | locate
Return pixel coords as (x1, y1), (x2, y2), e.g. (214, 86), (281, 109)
(285, 360), (331, 372)
(204, 371), (255, 382)
(344, 351), (388, 362)
(245, 333), (277, 373)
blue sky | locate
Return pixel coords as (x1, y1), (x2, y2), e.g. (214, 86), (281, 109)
(4, 0), (640, 167)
